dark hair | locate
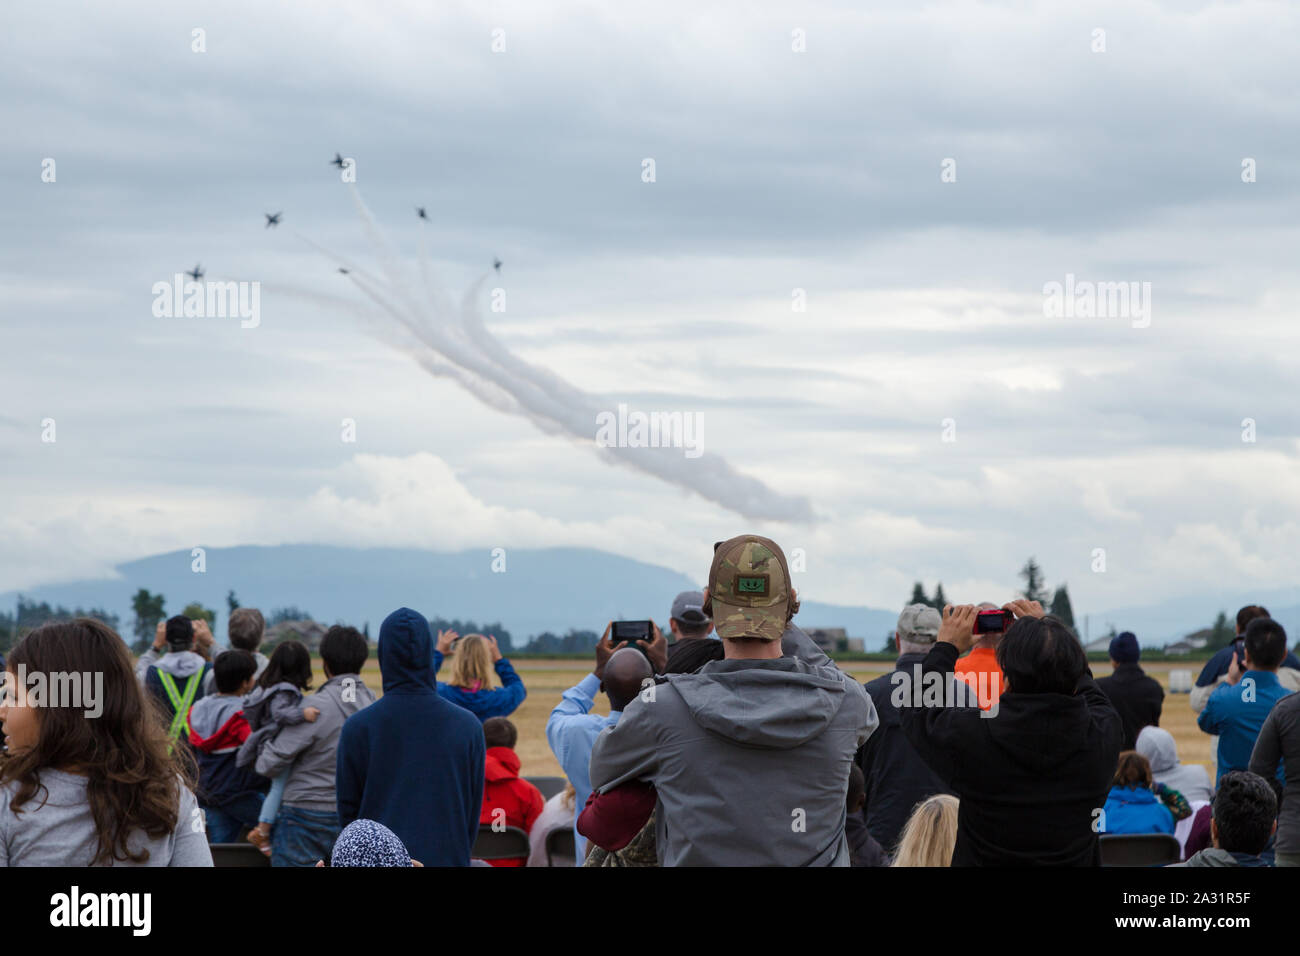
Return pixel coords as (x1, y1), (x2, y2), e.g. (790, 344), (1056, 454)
(1236, 605), (1270, 634)
(1213, 771), (1277, 855)
(165, 615), (194, 651)
(483, 716), (517, 749)
(228, 608), (265, 652)
(674, 618), (712, 639)
(1243, 617), (1286, 670)
(1113, 751), (1153, 789)
(259, 640), (312, 691)
(213, 650), (257, 694)
(2, 619), (192, 865)
(996, 615), (1086, 695)
(319, 626), (368, 677)
(847, 762), (865, 809)
(665, 637), (724, 674)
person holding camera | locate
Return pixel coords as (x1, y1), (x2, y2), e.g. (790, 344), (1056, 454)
(588, 534), (876, 866)
(953, 602), (1008, 711)
(433, 630), (527, 721)
(899, 600), (1122, 866)
(137, 615), (214, 750)
(546, 624), (663, 858)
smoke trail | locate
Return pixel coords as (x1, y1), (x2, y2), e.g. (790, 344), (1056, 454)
(296, 187), (816, 522)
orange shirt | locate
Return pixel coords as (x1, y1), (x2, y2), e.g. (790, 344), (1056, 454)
(954, 645), (1004, 710)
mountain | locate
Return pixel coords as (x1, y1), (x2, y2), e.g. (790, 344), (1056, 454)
(5, 543), (1294, 651)
(0, 545), (898, 650)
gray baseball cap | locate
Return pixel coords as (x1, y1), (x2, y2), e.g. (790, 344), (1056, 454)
(897, 603), (941, 644)
(671, 590), (710, 624)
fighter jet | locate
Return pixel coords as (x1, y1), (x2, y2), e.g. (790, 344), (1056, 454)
(185, 264), (204, 281)
(416, 207), (428, 220)
(493, 257), (502, 273)
(330, 152), (346, 169)
(264, 212), (281, 228)
(338, 267), (350, 275)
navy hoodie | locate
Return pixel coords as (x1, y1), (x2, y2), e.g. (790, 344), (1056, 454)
(336, 607), (485, 866)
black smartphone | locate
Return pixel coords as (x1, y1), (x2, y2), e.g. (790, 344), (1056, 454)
(612, 620), (653, 648)
(974, 609), (1011, 634)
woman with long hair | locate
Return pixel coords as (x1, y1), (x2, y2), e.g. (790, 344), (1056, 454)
(891, 794), (959, 867)
(0, 618), (212, 865)
(432, 630), (526, 721)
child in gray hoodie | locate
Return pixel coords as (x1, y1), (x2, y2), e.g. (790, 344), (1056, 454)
(235, 640), (319, 854)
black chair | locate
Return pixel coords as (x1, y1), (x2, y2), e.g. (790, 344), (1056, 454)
(525, 776), (568, 801)
(1099, 833), (1182, 867)
(471, 825), (531, 861)
(210, 842), (272, 868)
(545, 827), (576, 867)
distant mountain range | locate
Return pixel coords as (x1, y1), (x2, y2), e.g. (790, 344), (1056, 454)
(3, 544), (1298, 651)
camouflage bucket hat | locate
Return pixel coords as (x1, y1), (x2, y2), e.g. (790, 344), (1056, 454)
(707, 534), (791, 642)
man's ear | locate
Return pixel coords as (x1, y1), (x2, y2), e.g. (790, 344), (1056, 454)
(1209, 818), (1219, 849)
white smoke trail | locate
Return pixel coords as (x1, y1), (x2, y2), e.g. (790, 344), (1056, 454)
(293, 187), (816, 522)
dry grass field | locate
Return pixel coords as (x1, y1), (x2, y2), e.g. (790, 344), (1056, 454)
(343, 656), (1213, 780)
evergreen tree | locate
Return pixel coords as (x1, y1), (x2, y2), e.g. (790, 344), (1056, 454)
(1019, 558), (1049, 605)
(1207, 610), (1234, 651)
(1049, 585), (1076, 629)
(932, 583), (947, 610)
(227, 590), (240, 616)
(909, 582), (929, 607)
(131, 589), (167, 649)
(182, 602), (217, 635)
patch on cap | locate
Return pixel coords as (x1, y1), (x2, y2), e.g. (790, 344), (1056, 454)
(708, 535), (790, 641)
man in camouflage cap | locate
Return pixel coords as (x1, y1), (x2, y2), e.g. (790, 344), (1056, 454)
(589, 533), (877, 865)
(702, 534), (798, 647)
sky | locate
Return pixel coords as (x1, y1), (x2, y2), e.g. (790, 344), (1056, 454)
(3, 0), (1299, 627)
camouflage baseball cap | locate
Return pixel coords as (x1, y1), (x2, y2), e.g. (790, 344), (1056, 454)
(706, 534), (792, 642)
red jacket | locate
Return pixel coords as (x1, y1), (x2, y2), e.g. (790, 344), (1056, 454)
(479, 746), (545, 867)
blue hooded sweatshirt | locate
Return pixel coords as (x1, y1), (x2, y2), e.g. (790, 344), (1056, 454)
(432, 649), (527, 721)
(1102, 785), (1175, 835)
(336, 607), (485, 866)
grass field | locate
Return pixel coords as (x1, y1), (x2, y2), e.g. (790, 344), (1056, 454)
(344, 657), (1213, 780)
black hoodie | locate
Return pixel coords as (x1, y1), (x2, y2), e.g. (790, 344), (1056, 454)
(900, 642), (1122, 866)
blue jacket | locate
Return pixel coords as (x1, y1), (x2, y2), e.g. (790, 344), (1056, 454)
(336, 608), (485, 866)
(1198, 670), (1293, 783)
(545, 673), (621, 858)
(432, 651), (527, 721)
(1197, 646), (1300, 686)
(1102, 785), (1175, 834)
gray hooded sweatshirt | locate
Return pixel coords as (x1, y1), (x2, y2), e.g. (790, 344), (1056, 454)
(588, 625), (877, 866)
(135, 647), (217, 696)
(1136, 726), (1213, 805)
(254, 674), (376, 813)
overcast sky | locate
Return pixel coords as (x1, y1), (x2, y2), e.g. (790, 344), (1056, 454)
(3, 0), (1299, 623)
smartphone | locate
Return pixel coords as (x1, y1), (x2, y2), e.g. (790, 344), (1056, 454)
(612, 620), (653, 648)
(1233, 637), (1246, 668)
(974, 609), (1011, 634)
